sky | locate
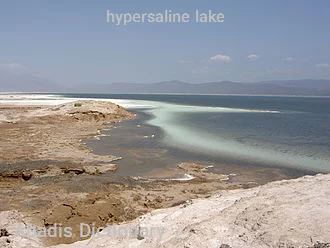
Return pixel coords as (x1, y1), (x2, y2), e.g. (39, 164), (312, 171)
(0, 0), (330, 86)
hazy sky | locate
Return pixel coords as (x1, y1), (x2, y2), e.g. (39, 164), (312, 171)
(1, 0), (330, 85)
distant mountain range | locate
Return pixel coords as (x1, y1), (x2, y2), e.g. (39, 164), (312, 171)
(75, 80), (330, 96)
(0, 71), (67, 93)
(1, 71), (330, 96)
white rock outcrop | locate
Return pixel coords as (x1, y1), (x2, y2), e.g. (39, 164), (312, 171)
(54, 174), (330, 248)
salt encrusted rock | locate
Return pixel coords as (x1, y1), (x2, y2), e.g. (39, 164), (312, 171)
(83, 164), (117, 175)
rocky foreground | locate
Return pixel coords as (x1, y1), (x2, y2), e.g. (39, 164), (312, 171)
(1, 174), (329, 248)
(52, 174), (329, 248)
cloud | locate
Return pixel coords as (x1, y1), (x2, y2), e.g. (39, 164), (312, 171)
(0, 63), (27, 72)
(316, 63), (330, 68)
(209, 54), (232, 62)
(247, 54), (259, 61)
(282, 57), (294, 61)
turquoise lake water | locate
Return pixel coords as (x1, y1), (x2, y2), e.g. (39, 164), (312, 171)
(61, 94), (330, 173)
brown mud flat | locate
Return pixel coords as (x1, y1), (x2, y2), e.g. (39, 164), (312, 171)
(0, 101), (306, 246)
